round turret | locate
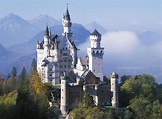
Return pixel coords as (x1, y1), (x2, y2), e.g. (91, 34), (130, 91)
(111, 71), (118, 78)
(60, 72), (69, 115)
(110, 71), (119, 107)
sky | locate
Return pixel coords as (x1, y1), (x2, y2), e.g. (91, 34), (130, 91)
(0, 0), (162, 31)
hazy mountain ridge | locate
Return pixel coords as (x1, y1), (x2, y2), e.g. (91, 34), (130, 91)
(0, 13), (40, 47)
(85, 21), (107, 34)
(137, 31), (162, 46)
(0, 44), (9, 56)
(8, 23), (90, 55)
(29, 14), (60, 30)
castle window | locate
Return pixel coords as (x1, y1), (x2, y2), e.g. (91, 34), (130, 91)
(64, 65), (66, 68)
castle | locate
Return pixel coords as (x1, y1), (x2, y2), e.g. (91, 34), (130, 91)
(36, 6), (119, 115)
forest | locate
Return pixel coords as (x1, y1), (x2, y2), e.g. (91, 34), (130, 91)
(0, 59), (162, 119)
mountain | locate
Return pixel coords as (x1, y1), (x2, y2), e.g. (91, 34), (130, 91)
(8, 23), (90, 55)
(137, 31), (162, 46)
(0, 44), (18, 76)
(29, 14), (60, 30)
(85, 21), (107, 34)
(0, 13), (40, 47)
(6, 53), (36, 74)
(0, 44), (9, 56)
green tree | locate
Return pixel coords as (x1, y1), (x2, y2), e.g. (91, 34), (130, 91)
(30, 58), (37, 73)
(30, 71), (49, 119)
(120, 74), (157, 107)
(120, 75), (131, 86)
(106, 110), (114, 119)
(2, 81), (8, 94)
(11, 66), (17, 78)
(7, 76), (16, 92)
(124, 108), (134, 119)
(83, 92), (94, 108)
(156, 84), (162, 104)
(130, 97), (151, 119)
(16, 67), (33, 119)
(0, 79), (4, 95)
(150, 100), (161, 119)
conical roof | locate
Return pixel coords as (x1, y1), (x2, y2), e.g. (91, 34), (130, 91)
(90, 29), (101, 36)
(44, 25), (49, 36)
(64, 8), (70, 20)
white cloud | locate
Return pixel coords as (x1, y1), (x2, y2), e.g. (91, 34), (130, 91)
(102, 31), (140, 55)
(77, 30), (162, 82)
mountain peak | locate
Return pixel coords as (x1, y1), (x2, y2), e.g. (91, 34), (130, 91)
(85, 21), (107, 34)
(30, 14), (59, 29)
(5, 13), (21, 19)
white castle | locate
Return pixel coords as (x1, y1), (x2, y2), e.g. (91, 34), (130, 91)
(36, 7), (104, 85)
(36, 6), (119, 115)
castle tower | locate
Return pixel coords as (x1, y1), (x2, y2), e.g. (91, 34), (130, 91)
(62, 5), (72, 40)
(87, 29), (104, 81)
(43, 25), (50, 57)
(110, 71), (119, 107)
(60, 72), (69, 115)
(37, 25), (50, 75)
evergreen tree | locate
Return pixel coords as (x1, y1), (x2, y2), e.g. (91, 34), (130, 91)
(30, 59), (37, 73)
(11, 66), (17, 78)
(16, 67), (34, 119)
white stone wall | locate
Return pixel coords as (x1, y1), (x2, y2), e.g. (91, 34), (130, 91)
(60, 77), (69, 115)
(90, 35), (101, 48)
(87, 48), (104, 81)
(111, 73), (119, 107)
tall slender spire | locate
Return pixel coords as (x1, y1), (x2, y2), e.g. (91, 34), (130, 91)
(64, 3), (70, 20)
(62, 4), (72, 39)
(45, 24), (49, 36)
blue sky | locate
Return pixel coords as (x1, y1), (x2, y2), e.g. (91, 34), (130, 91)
(0, 0), (162, 31)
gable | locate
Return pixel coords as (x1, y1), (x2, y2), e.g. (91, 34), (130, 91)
(81, 70), (100, 84)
